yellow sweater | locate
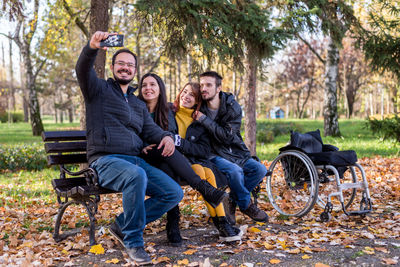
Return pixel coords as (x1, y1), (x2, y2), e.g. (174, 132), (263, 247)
(175, 106), (194, 138)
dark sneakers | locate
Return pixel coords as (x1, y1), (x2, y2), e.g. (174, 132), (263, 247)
(126, 247), (152, 265)
(212, 216), (242, 242)
(241, 201), (269, 222)
(109, 221), (125, 247)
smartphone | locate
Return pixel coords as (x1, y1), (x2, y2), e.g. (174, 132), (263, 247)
(100, 34), (124, 47)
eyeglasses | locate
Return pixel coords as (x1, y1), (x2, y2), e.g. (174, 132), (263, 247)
(115, 61), (135, 68)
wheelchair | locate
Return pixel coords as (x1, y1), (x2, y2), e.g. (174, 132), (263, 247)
(265, 130), (372, 222)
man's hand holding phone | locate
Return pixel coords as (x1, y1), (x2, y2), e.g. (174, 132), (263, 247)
(89, 32), (124, 50)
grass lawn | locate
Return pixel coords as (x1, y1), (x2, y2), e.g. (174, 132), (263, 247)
(0, 118), (80, 144)
(256, 119), (399, 160)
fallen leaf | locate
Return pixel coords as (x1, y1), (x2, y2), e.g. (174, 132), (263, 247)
(288, 248), (301, 254)
(153, 256), (170, 264)
(276, 239), (287, 250)
(382, 258), (398, 265)
(178, 259), (189, 265)
(363, 247), (375, 255)
(183, 249), (198, 255)
(302, 255), (312, 259)
(248, 227), (261, 233)
(105, 258), (120, 264)
(89, 244), (105, 255)
(269, 259), (281, 264)
(315, 263), (330, 267)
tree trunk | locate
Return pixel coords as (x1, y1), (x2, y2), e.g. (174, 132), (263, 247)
(79, 0), (109, 130)
(136, 26), (141, 84)
(24, 54), (44, 135)
(323, 38), (341, 137)
(244, 48), (258, 156)
(89, 0), (109, 79)
(19, 57), (28, 122)
(187, 53), (192, 82)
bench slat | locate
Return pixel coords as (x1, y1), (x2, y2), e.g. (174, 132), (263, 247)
(45, 142), (87, 153)
(42, 131), (86, 142)
(47, 154), (88, 165)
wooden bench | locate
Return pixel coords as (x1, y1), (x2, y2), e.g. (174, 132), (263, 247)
(42, 130), (265, 246)
(42, 130), (117, 246)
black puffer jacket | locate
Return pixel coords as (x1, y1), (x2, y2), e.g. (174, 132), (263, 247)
(199, 92), (251, 167)
(168, 105), (210, 164)
(75, 44), (171, 164)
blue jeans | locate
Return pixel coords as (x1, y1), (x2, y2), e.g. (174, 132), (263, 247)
(90, 154), (183, 248)
(211, 156), (267, 210)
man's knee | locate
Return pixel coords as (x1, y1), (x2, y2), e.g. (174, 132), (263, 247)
(123, 167), (148, 189)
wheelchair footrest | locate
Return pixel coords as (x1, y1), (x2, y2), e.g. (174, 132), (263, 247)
(347, 210), (371, 216)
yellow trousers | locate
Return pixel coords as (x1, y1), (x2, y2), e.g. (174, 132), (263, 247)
(191, 164), (225, 217)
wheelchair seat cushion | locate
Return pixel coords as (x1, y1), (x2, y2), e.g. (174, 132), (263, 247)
(307, 150), (358, 167)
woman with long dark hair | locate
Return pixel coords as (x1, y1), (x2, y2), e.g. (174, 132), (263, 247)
(139, 73), (242, 245)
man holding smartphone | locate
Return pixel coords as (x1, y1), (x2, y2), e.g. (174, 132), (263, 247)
(75, 31), (183, 265)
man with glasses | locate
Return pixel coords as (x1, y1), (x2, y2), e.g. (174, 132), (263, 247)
(75, 31), (183, 265)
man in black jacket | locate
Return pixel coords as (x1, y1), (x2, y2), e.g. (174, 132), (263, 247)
(76, 31), (183, 264)
(194, 71), (269, 223)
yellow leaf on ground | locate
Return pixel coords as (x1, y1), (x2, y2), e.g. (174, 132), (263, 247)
(249, 227), (261, 233)
(302, 255), (312, 259)
(178, 259), (189, 265)
(105, 258), (120, 264)
(262, 242), (274, 250)
(256, 222), (266, 226)
(276, 239), (287, 250)
(89, 244), (105, 255)
(270, 259), (281, 264)
(315, 263), (330, 267)
(288, 248), (301, 254)
(363, 247), (375, 255)
(183, 249), (197, 255)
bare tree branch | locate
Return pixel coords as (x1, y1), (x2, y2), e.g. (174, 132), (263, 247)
(296, 33), (326, 65)
(61, 0), (89, 39)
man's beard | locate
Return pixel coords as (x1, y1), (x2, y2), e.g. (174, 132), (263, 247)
(113, 71), (133, 85)
(202, 92), (217, 101)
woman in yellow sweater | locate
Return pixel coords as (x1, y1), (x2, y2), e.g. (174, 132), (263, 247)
(139, 75), (242, 243)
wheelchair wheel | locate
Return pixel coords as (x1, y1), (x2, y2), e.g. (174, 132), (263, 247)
(266, 150), (319, 217)
(317, 166), (357, 211)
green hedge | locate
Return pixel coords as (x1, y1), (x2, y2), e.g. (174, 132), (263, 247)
(0, 143), (47, 171)
(0, 111), (24, 123)
(367, 115), (400, 143)
(256, 121), (304, 144)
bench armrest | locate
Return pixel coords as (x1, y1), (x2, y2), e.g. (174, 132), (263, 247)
(61, 166), (99, 188)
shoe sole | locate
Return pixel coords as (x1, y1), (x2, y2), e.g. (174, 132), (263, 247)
(108, 227), (125, 248)
(218, 229), (243, 242)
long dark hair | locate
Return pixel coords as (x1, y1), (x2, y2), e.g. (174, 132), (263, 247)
(138, 73), (169, 130)
(172, 82), (202, 119)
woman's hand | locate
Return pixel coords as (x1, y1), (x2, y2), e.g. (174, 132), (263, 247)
(142, 144), (156, 154)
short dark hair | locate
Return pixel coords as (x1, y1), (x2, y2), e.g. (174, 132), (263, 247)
(200, 71), (223, 87)
(112, 49), (138, 68)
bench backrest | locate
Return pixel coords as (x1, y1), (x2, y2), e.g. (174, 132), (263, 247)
(42, 130), (88, 166)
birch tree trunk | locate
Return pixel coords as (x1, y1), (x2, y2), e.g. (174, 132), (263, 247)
(244, 48), (258, 156)
(323, 37), (341, 137)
